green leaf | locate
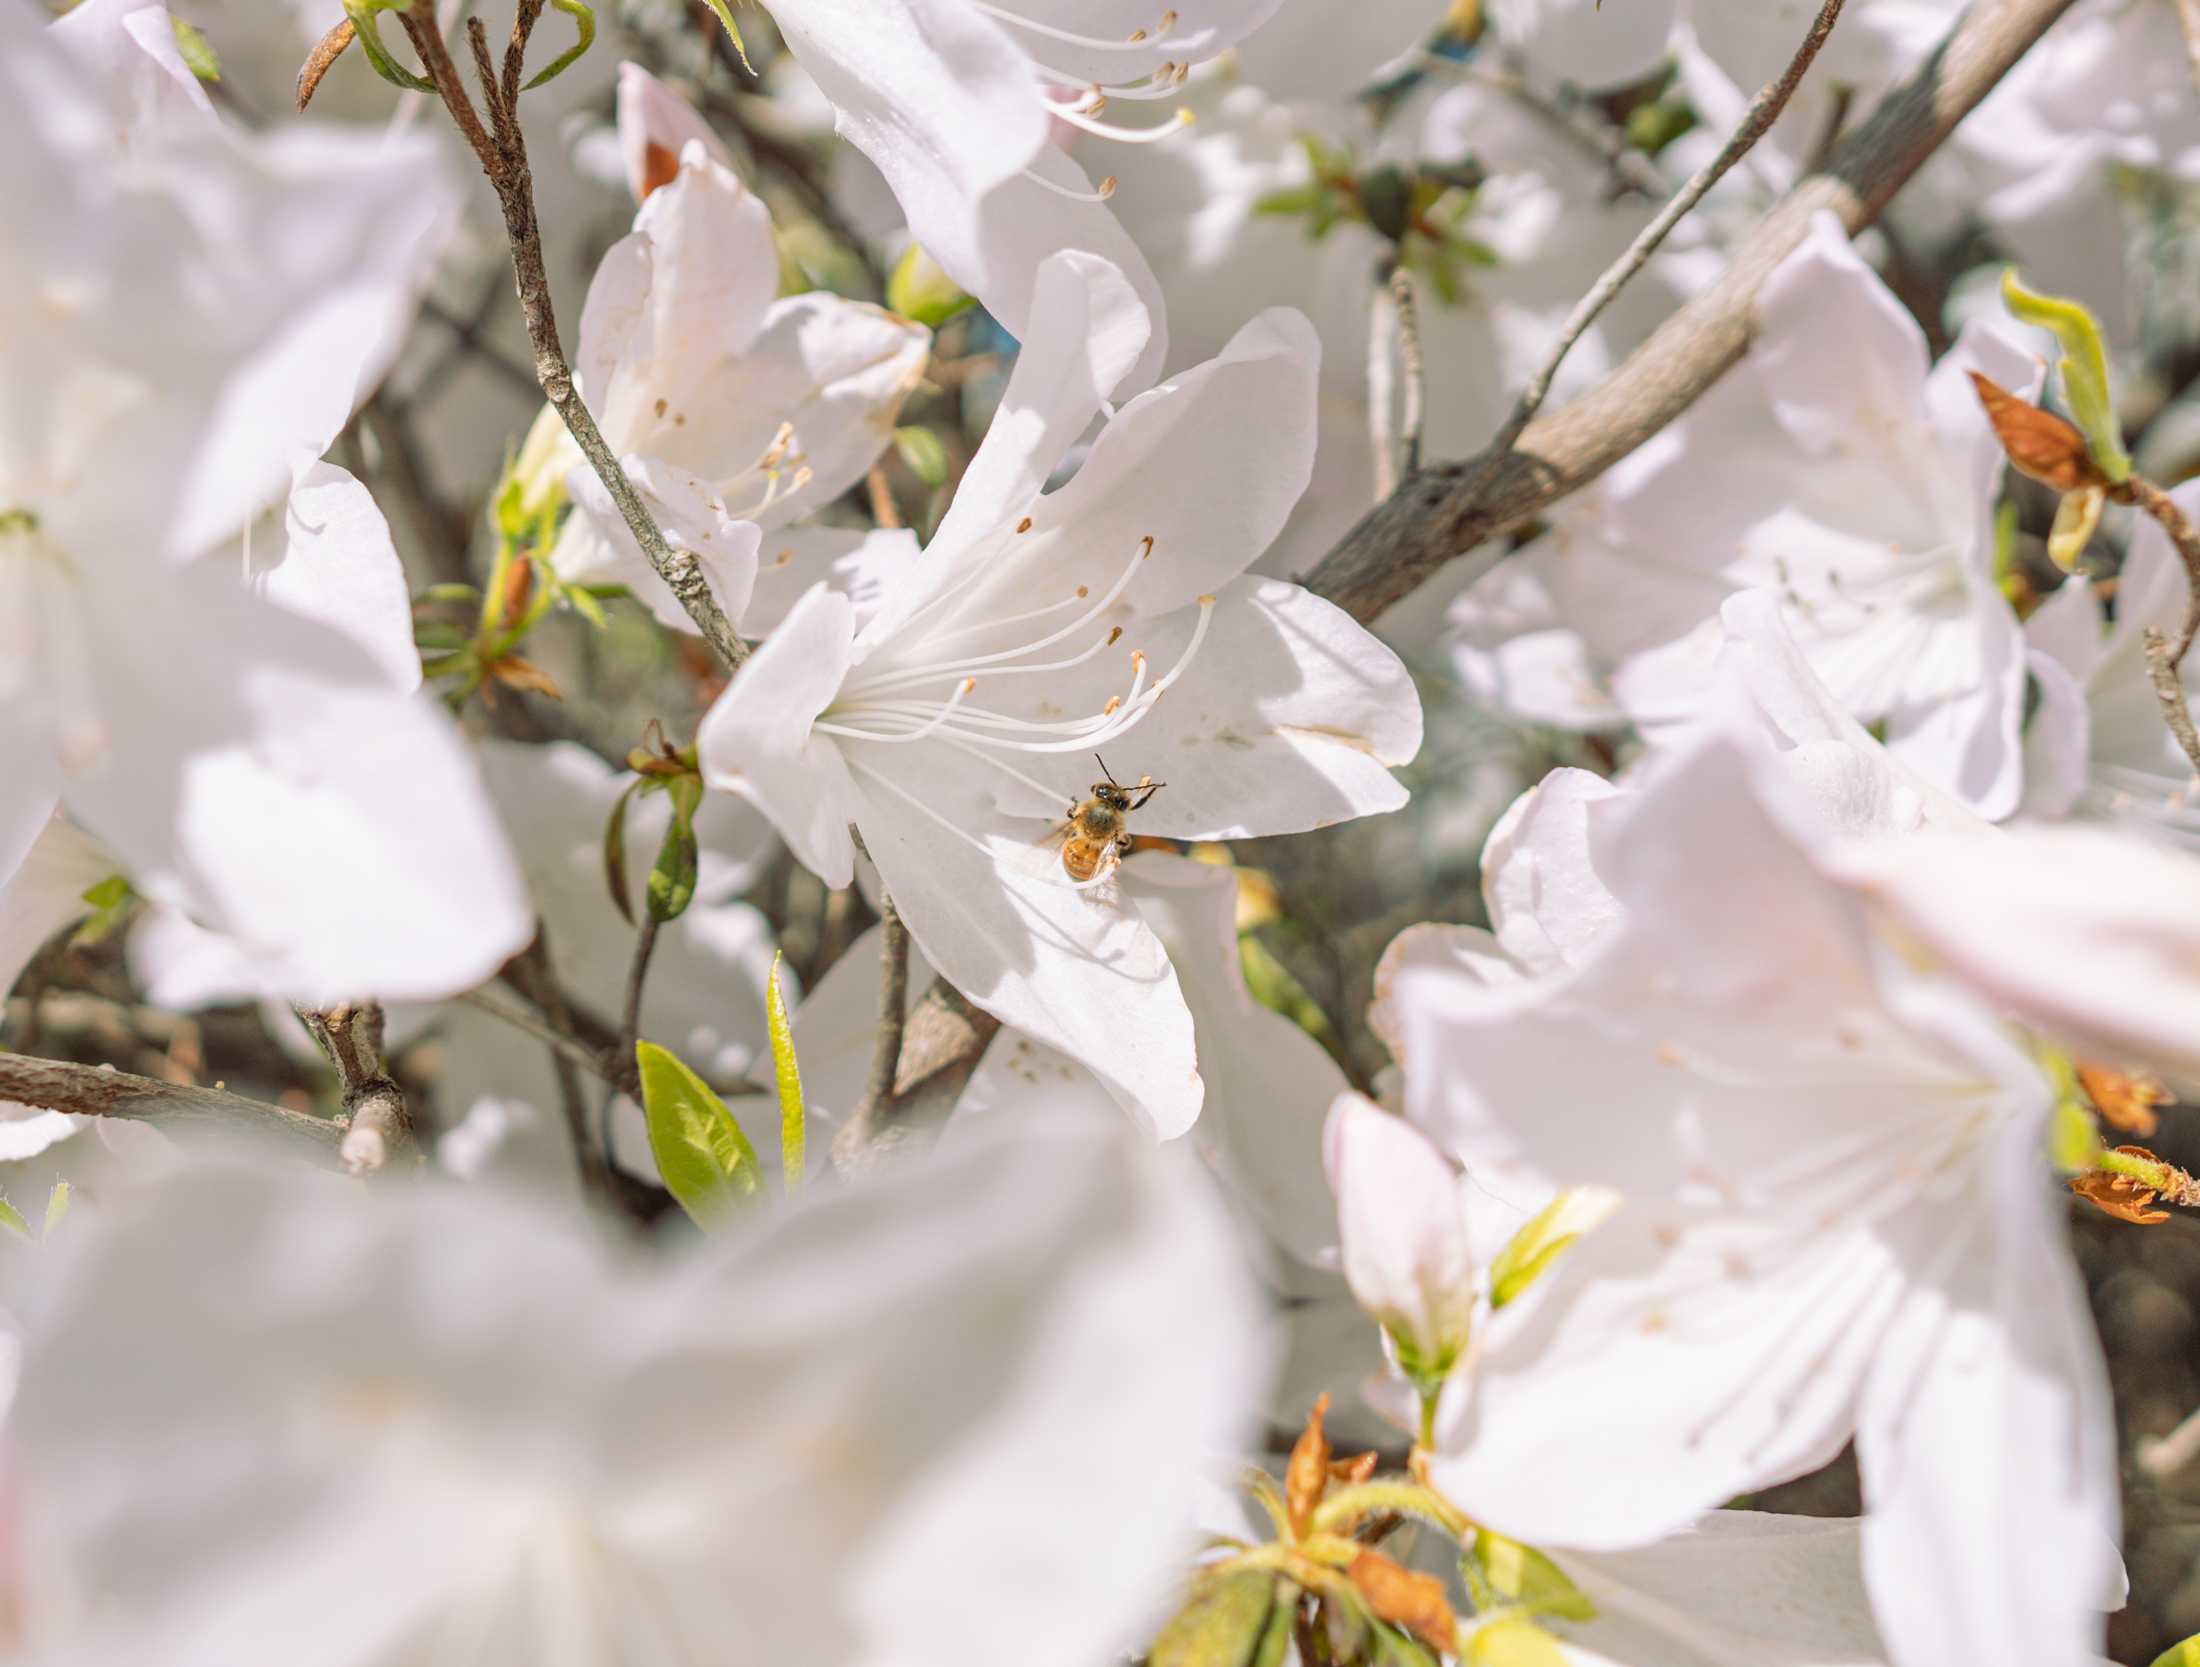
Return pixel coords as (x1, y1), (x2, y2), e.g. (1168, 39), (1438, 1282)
(79, 874), (129, 913)
(698, 0), (756, 73)
(1472, 1530), (1597, 1623)
(767, 951), (805, 1193)
(892, 425), (949, 491)
(1237, 936), (1340, 1054)
(1489, 1187), (1609, 1306)
(1369, 1623), (1442, 1667)
(1358, 164), (1413, 243)
(561, 578), (608, 629)
(42, 1181), (70, 1238)
(416, 583), (483, 608)
(603, 778), (643, 927)
(521, 0), (595, 90)
(2150, 1633), (2200, 1667)
(645, 775), (703, 924)
(341, 0), (435, 92)
(72, 873), (136, 947)
(170, 17), (220, 80)
(1253, 184), (1326, 218)
(2001, 269), (2131, 483)
(886, 243), (974, 329)
(1147, 1569), (1286, 1667)
(1463, 1617), (1570, 1667)
(0, 1197), (27, 1240)
(636, 1040), (762, 1227)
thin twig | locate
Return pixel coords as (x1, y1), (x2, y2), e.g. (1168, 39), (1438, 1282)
(2114, 474), (2200, 775)
(403, 0), (749, 672)
(1368, 273), (1399, 501)
(866, 891), (910, 1121)
(505, 931), (617, 1199)
(603, 912), (661, 1177)
(459, 986), (616, 1083)
(2140, 1398), (2200, 1479)
(0, 1054), (345, 1162)
(1391, 265), (1425, 479)
(1302, 0), (2082, 625)
(616, 916), (661, 1074)
(832, 982), (1001, 1174)
(1494, 0), (1847, 449)
(294, 1002), (412, 1175)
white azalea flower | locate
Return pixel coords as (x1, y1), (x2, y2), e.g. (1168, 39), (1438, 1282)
(1322, 1091), (1485, 1384)
(3, 1118), (1270, 1666)
(1376, 737), (2120, 1667)
(1836, 819), (2200, 1090)
(792, 852), (1345, 1259)
(1937, 0), (2200, 347)
(0, 2), (530, 1005)
(2023, 481), (2200, 837)
(0, 813), (116, 1006)
(763, 0), (1285, 391)
(698, 252), (1419, 1136)
(1490, 0), (1681, 92)
(1453, 213), (2041, 816)
(541, 69), (930, 634)
(1548, 1512), (1890, 1667)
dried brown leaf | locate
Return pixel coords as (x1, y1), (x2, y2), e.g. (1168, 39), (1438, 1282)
(1968, 372), (2103, 493)
(296, 18), (358, 113)
(1328, 1449), (1380, 1487)
(488, 656), (561, 699)
(2070, 1168), (2169, 1226)
(639, 140), (682, 201)
(1348, 1548), (1459, 1655)
(2077, 1063), (2168, 1137)
(1284, 1393), (1332, 1540)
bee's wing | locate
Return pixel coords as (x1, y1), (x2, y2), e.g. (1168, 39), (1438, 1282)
(992, 817), (1076, 884)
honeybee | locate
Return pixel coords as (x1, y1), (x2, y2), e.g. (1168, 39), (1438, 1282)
(1056, 755), (1165, 883)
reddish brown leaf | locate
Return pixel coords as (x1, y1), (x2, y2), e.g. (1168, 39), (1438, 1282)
(1348, 1548), (1459, 1654)
(638, 141), (682, 200)
(1328, 1449), (1380, 1487)
(487, 656), (561, 699)
(2076, 1063), (2168, 1137)
(1968, 372), (2103, 492)
(296, 17), (357, 112)
(2069, 1169), (2168, 1226)
(1284, 1393), (1332, 1540)
(495, 554), (536, 635)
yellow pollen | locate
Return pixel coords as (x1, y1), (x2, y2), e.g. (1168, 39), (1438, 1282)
(1016, 516), (1034, 533)
(1076, 585), (1090, 598)
(1130, 649), (1146, 668)
(1103, 695), (1122, 715)
(959, 677), (976, 694)
(1128, 26), (1145, 39)
(1105, 626), (1122, 645)
(1196, 593), (1215, 605)
(1138, 535), (1154, 558)
(1096, 176), (1118, 200)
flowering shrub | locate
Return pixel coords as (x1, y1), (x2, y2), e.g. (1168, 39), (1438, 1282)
(7, 1), (2200, 1663)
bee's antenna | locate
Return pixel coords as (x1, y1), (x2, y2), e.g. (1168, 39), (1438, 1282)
(1095, 752), (1117, 785)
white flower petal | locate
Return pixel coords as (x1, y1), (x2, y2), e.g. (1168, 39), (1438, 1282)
(246, 461), (418, 692)
(697, 582), (865, 889)
(1033, 307), (1320, 618)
